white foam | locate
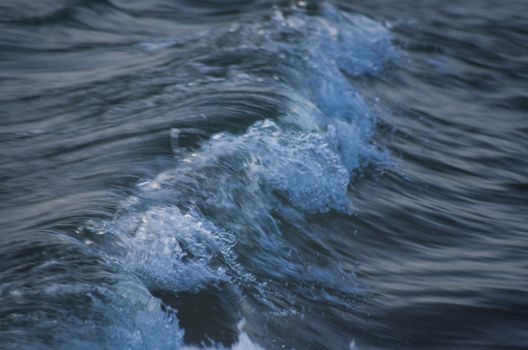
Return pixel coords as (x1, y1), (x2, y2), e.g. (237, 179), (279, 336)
(115, 205), (240, 292)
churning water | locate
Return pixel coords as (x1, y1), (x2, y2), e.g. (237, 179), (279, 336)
(0, 1), (527, 349)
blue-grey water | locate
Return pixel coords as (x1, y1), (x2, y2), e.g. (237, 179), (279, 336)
(1, 1), (527, 349)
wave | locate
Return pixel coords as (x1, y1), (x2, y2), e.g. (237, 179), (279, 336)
(2, 3), (397, 349)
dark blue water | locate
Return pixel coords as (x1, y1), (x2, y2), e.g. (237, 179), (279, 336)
(1, 1), (527, 349)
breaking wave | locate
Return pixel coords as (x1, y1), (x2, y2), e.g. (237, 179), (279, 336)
(0, 3), (397, 349)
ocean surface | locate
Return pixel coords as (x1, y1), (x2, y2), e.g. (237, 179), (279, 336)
(0, 1), (527, 349)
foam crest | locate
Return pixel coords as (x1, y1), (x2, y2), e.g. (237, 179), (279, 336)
(251, 4), (397, 172)
(52, 280), (185, 350)
(115, 206), (236, 292)
(196, 119), (353, 214)
(110, 117), (354, 298)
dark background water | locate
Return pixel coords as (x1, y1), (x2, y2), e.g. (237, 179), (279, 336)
(1, 1), (527, 349)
